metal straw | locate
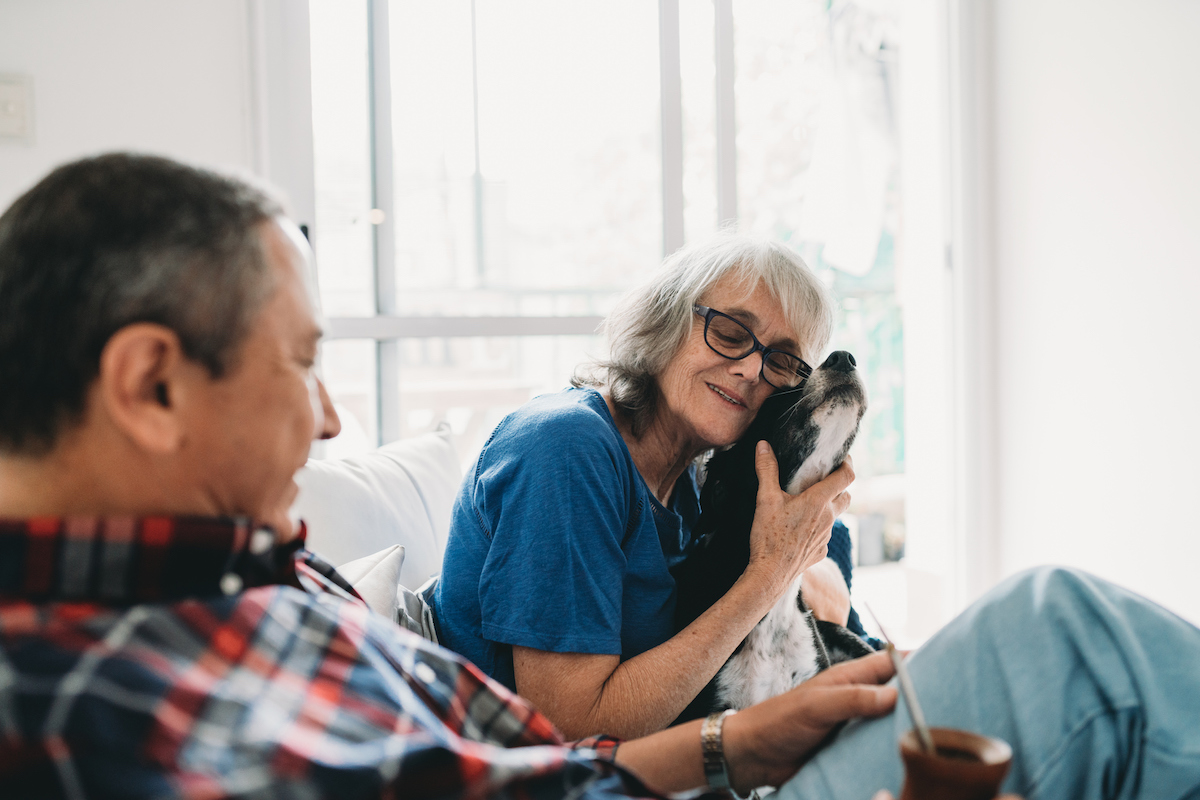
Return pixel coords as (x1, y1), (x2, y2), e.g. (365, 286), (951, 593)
(863, 603), (936, 754)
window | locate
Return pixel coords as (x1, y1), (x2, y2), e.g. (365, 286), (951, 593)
(308, 0), (911, 639)
(309, 0), (660, 454)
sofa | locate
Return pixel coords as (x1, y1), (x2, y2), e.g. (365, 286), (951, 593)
(290, 423), (462, 621)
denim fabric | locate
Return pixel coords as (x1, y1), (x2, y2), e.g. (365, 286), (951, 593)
(781, 567), (1200, 800)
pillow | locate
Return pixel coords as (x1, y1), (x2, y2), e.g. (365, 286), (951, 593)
(292, 424), (461, 589)
(337, 544), (405, 618)
(338, 547), (440, 643)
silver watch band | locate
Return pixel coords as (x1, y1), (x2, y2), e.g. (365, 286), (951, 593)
(702, 709), (736, 791)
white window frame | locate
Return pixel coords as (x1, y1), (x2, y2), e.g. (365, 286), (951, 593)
(896, 0), (1000, 627)
(254, 0), (727, 447)
(249, 0), (1001, 617)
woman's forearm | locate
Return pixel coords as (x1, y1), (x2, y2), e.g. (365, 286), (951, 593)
(515, 568), (785, 739)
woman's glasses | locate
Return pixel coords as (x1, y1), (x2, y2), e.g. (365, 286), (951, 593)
(692, 305), (812, 389)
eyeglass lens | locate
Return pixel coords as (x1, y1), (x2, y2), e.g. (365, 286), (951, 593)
(705, 314), (805, 388)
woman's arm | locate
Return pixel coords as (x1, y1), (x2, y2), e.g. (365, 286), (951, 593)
(514, 574), (788, 738)
(613, 651), (897, 796)
(514, 443), (854, 739)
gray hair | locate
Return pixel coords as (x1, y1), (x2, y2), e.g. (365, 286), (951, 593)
(574, 233), (834, 436)
(0, 153), (284, 455)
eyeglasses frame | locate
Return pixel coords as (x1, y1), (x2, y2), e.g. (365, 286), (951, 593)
(691, 304), (813, 390)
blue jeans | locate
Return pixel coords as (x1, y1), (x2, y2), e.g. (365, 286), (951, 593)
(778, 568), (1200, 799)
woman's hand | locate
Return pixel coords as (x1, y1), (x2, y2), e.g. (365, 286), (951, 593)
(743, 441), (854, 596)
(801, 557), (852, 626)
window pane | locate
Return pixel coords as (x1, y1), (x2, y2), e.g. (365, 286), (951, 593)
(731, 0), (832, 244)
(732, 0), (905, 575)
(679, 0), (718, 242)
(388, 1), (662, 316)
(394, 334), (605, 468)
(309, 0), (375, 317)
(319, 338), (378, 457)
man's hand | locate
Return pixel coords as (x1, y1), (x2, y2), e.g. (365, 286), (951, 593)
(801, 556), (852, 626)
(873, 793), (1024, 800)
(721, 651), (897, 794)
(613, 652), (896, 797)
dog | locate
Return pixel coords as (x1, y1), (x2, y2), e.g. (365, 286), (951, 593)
(672, 350), (874, 722)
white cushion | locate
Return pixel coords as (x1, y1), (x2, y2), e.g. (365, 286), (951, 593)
(292, 424), (461, 589)
(337, 545), (405, 618)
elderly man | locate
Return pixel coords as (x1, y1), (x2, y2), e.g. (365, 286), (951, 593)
(0, 154), (1198, 800)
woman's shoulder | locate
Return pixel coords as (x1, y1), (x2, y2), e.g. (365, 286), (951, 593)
(465, 388), (639, 517)
(485, 388), (625, 457)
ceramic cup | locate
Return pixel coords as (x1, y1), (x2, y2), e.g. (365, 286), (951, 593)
(898, 727), (1013, 800)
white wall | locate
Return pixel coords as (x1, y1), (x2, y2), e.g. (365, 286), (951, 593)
(991, 1), (1200, 622)
(0, 0), (256, 210)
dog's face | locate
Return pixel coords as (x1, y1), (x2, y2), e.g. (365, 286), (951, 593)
(676, 349), (872, 717)
(768, 350), (867, 496)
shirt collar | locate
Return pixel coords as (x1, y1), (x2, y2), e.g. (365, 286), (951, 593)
(0, 516), (308, 604)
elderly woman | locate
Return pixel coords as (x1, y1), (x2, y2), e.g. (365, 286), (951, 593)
(434, 235), (859, 739)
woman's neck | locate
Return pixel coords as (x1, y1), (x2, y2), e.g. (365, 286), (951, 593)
(602, 391), (705, 507)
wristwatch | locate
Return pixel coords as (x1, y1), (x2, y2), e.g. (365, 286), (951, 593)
(702, 709), (737, 791)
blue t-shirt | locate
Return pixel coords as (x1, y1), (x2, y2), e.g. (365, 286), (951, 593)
(433, 387), (700, 691)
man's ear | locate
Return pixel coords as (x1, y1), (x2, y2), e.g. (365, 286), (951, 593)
(96, 323), (195, 455)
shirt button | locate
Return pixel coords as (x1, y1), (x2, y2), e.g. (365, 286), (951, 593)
(250, 528), (275, 555)
(220, 573), (244, 595)
(414, 662), (437, 685)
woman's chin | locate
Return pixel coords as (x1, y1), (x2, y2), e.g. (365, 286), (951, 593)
(696, 419), (752, 451)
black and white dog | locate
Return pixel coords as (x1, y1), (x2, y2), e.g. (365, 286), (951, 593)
(672, 350), (874, 722)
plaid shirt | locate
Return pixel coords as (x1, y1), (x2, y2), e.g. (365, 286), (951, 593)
(0, 516), (651, 800)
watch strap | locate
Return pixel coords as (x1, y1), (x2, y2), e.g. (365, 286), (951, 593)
(702, 709), (736, 791)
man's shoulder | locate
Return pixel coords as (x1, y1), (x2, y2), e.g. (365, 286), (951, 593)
(0, 587), (579, 796)
(0, 587), (328, 712)
(0, 585), (469, 730)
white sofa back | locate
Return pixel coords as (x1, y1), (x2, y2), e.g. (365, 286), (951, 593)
(291, 424), (462, 590)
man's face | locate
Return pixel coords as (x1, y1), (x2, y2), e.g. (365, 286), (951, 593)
(181, 218), (339, 535)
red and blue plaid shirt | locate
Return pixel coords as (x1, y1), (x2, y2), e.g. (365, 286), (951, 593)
(0, 516), (648, 800)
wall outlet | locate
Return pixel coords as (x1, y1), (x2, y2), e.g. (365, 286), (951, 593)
(0, 75), (33, 143)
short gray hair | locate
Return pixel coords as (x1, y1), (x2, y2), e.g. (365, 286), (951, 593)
(0, 153), (284, 455)
(574, 233), (834, 436)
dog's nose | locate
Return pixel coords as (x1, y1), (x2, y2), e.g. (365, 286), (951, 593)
(821, 350), (857, 373)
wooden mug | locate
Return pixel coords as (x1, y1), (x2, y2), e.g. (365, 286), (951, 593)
(899, 727), (1012, 800)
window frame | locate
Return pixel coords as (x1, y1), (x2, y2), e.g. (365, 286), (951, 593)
(322, 0), (727, 446)
(251, 0), (1002, 621)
